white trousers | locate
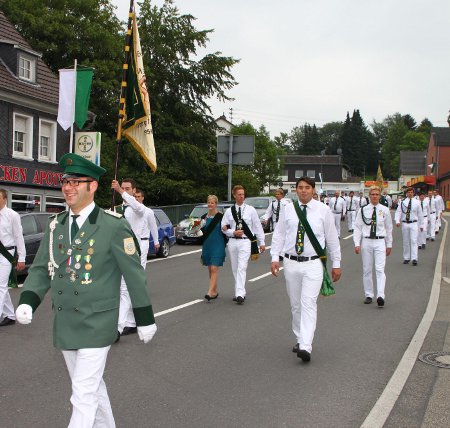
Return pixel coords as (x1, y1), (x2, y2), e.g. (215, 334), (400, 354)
(284, 258), (323, 353)
(347, 211), (356, 231)
(427, 214), (436, 239)
(419, 220), (427, 246)
(62, 346), (115, 428)
(436, 211), (442, 231)
(332, 213), (342, 237)
(118, 241), (149, 332)
(401, 222), (419, 261)
(227, 238), (251, 298)
(361, 239), (386, 299)
(0, 252), (15, 320)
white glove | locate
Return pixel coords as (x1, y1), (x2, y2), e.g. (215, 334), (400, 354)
(15, 304), (33, 324)
(137, 324), (157, 344)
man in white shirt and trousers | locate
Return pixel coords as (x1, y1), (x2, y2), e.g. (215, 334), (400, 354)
(353, 186), (393, 306)
(418, 192), (429, 249)
(424, 190), (436, 242)
(0, 188), (26, 326)
(270, 177), (341, 362)
(262, 188), (290, 232)
(395, 187), (423, 266)
(346, 190), (357, 232)
(222, 185), (265, 304)
(433, 190), (444, 233)
(135, 188), (160, 255)
(112, 178), (157, 335)
(328, 190), (346, 238)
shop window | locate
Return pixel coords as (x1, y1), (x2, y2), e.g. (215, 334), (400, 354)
(11, 193), (41, 212)
(39, 120), (57, 162)
(13, 113), (33, 159)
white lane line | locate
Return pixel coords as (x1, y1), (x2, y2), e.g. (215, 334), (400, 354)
(155, 299), (203, 317)
(343, 234), (353, 240)
(360, 218), (448, 428)
(147, 248), (202, 263)
(249, 267), (283, 282)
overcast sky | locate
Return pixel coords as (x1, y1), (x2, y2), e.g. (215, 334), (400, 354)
(111, 0), (450, 137)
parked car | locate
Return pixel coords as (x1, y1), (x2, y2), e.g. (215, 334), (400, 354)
(175, 203), (231, 244)
(147, 208), (176, 258)
(244, 196), (275, 232)
(19, 211), (53, 275)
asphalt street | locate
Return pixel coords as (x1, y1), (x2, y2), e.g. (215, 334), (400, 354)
(0, 221), (444, 427)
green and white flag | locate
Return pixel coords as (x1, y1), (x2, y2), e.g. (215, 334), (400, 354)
(57, 68), (93, 131)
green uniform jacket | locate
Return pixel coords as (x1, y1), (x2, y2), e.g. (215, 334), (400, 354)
(19, 205), (155, 350)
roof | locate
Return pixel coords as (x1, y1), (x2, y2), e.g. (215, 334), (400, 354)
(399, 151), (426, 174)
(0, 11), (59, 105)
(281, 154), (343, 165)
(430, 127), (450, 147)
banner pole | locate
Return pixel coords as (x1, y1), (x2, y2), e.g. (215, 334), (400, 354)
(111, 0), (135, 210)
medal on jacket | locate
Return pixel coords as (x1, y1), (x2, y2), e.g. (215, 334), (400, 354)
(81, 272), (92, 285)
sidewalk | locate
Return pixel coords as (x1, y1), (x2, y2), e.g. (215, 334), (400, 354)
(383, 214), (450, 427)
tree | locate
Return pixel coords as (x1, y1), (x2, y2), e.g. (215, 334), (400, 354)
(318, 121), (343, 154)
(402, 114), (417, 130)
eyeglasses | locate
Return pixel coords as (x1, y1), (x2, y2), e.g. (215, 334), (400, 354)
(62, 179), (93, 187)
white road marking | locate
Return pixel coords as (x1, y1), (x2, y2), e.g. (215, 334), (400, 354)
(147, 248), (202, 263)
(155, 299), (203, 317)
(343, 234), (353, 240)
(361, 218), (448, 428)
(249, 267), (283, 282)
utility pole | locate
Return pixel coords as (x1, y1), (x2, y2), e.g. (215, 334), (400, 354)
(229, 107), (233, 124)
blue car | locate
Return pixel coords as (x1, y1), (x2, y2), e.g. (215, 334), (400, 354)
(147, 207), (176, 258)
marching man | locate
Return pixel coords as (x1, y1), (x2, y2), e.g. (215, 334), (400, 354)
(353, 186), (393, 306)
(328, 191), (346, 238)
(346, 190), (357, 232)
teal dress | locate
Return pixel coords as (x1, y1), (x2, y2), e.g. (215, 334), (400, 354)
(201, 214), (226, 266)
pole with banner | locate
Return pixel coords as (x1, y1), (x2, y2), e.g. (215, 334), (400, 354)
(113, 0), (157, 209)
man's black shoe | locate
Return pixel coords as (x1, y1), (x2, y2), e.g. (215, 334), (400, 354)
(403, 260), (410, 264)
(377, 297), (385, 307)
(235, 296), (245, 305)
(422, 244), (426, 250)
(297, 349), (311, 362)
(0, 317), (15, 327)
(292, 343), (300, 353)
(418, 245), (422, 250)
(364, 297), (373, 304)
(121, 326), (137, 335)
(412, 260), (418, 266)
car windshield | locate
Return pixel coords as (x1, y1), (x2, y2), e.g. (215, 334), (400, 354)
(245, 198), (270, 209)
(189, 207), (208, 218)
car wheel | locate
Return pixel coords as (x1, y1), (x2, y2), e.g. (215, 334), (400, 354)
(176, 238), (185, 245)
(157, 238), (170, 258)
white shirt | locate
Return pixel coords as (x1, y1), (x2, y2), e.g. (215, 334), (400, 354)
(328, 196), (347, 215)
(0, 206), (26, 262)
(358, 196), (369, 207)
(69, 201), (96, 243)
(270, 199), (341, 268)
(262, 198), (290, 223)
(423, 197), (437, 214)
(222, 203), (265, 246)
(394, 197), (424, 225)
(346, 196), (358, 211)
(353, 203), (393, 248)
(145, 207), (159, 245)
(121, 192), (148, 238)
(434, 195), (445, 211)
(419, 199), (430, 228)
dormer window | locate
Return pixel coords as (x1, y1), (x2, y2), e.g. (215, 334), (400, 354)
(18, 52), (36, 82)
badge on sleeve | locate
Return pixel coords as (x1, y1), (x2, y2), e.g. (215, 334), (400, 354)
(123, 237), (136, 255)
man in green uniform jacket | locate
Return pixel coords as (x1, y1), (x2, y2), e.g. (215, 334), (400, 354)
(15, 153), (157, 428)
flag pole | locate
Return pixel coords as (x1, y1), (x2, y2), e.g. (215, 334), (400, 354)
(69, 58), (77, 153)
(111, 0), (135, 210)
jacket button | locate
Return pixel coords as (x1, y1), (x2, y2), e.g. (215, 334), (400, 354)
(58, 307), (62, 311)
(74, 308), (79, 312)
(58, 291), (62, 295)
(59, 274), (63, 278)
(74, 291), (79, 295)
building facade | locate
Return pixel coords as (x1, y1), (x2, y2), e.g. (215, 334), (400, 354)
(0, 11), (68, 212)
(426, 128), (450, 205)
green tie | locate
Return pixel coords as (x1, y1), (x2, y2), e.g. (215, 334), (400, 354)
(71, 215), (80, 241)
(369, 207), (377, 238)
(295, 204), (307, 255)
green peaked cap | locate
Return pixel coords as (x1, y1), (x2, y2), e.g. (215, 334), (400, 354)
(59, 153), (106, 181)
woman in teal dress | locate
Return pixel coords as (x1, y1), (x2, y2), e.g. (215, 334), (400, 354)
(201, 195), (226, 301)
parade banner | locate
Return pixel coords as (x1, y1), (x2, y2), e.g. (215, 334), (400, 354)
(74, 132), (101, 166)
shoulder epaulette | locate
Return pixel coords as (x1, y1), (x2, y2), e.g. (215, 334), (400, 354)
(104, 209), (123, 219)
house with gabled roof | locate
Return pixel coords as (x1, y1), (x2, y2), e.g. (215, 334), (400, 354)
(0, 10), (68, 212)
